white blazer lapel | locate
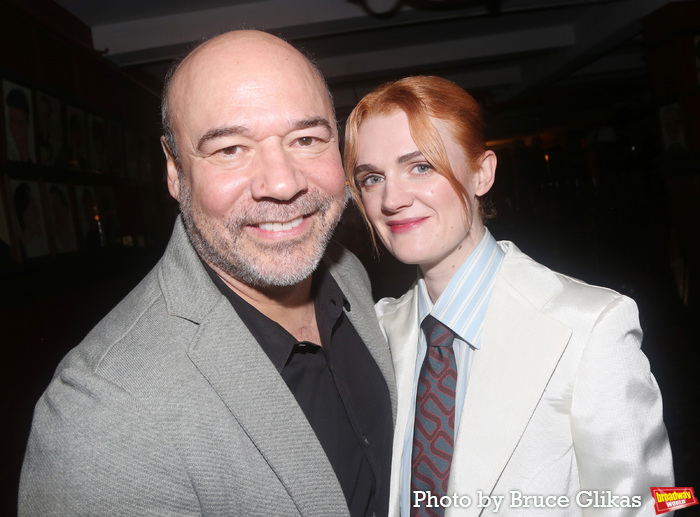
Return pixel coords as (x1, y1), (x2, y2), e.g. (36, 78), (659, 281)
(378, 289), (420, 517)
(447, 277), (571, 516)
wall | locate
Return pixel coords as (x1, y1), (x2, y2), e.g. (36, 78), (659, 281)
(0, 1), (176, 512)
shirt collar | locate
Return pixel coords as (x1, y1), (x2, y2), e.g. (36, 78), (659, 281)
(200, 259), (348, 371)
(417, 228), (504, 349)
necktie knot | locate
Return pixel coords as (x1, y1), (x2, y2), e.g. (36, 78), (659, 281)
(421, 315), (455, 348)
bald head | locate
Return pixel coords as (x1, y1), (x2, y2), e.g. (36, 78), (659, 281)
(161, 30), (334, 163)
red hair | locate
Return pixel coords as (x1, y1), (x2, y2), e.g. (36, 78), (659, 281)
(344, 75), (489, 242)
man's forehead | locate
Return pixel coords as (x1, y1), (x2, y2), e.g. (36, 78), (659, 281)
(175, 80), (333, 137)
(169, 34), (331, 129)
(173, 32), (320, 99)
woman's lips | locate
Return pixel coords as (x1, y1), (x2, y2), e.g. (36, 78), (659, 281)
(386, 217), (428, 233)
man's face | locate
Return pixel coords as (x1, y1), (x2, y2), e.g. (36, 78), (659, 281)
(165, 36), (346, 289)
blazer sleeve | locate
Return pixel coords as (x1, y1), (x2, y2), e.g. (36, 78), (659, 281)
(19, 364), (199, 516)
(570, 294), (674, 515)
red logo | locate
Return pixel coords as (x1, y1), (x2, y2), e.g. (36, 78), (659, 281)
(651, 487), (698, 514)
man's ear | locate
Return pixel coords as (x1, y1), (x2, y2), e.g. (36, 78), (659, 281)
(475, 150), (496, 196)
(161, 136), (181, 201)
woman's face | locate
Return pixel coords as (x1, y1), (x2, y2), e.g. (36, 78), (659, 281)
(354, 110), (490, 273)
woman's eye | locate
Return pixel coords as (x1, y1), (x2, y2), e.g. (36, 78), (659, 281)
(360, 175), (383, 188)
(414, 163), (432, 174)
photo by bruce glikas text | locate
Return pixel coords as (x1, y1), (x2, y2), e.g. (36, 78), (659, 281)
(413, 490), (642, 512)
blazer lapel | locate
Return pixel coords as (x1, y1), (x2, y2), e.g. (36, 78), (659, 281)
(379, 289), (420, 517)
(160, 222), (348, 515)
(447, 277), (571, 515)
(187, 298), (349, 516)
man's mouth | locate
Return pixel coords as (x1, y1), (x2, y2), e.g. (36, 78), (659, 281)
(257, 215), (305, 232)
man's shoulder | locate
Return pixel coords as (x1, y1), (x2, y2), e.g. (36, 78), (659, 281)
(61, 262), (185, 374)
(58, 224), (219, 385)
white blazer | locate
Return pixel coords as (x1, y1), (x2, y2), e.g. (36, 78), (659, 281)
(379, 241), (674, 516)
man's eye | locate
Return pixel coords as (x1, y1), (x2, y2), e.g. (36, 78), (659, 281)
(220, 146), (240, 156)
(297, 136), (316, 146)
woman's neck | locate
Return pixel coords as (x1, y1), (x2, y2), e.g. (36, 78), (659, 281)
(420, 222), (485, 303)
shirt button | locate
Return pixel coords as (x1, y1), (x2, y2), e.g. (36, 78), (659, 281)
(362, 435), (370, 446)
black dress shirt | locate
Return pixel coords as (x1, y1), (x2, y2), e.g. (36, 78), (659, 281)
(203, 262), (392, 517)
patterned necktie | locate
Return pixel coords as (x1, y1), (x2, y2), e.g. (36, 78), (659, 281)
(411, 315), (457, 517)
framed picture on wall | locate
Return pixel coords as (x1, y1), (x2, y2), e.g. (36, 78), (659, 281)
(46, 183), (78, 254)
(36, 92), (65, 168)
(66, 105), (88, 171)
(3, 80), (36, 163)
(10, 179), (49, 259)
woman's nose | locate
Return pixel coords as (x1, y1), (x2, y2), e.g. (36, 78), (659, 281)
(381, 177), (413, 213)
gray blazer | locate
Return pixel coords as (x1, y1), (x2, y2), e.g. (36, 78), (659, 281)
(19, 218), (397, 516)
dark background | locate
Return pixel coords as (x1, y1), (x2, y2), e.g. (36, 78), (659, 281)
(1, 0), (699, 515)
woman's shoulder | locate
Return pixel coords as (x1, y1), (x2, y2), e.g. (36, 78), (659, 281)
(498, 239), (631, 314)
(374, 283), (418, 319)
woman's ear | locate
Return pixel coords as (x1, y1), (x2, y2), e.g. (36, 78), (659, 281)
(475, 150), (497, 196)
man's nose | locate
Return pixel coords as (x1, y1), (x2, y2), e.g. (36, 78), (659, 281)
(251, 146), (308, 201)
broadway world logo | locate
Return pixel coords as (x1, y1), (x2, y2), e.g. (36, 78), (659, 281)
(650, 487), (698, 514)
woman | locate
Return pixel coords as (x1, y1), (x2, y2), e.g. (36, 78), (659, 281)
(344, 76), (673, 516)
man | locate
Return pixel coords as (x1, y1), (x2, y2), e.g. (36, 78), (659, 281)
(19, 30), (395, 516)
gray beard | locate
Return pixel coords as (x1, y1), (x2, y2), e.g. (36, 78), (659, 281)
(179, 181), (345, 289)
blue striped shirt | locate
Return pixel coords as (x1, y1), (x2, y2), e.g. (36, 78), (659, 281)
(400, 229), (505, 515)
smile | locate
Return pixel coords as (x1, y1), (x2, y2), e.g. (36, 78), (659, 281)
(257, 216), (305, 232)
(386, 217), (428, 233)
